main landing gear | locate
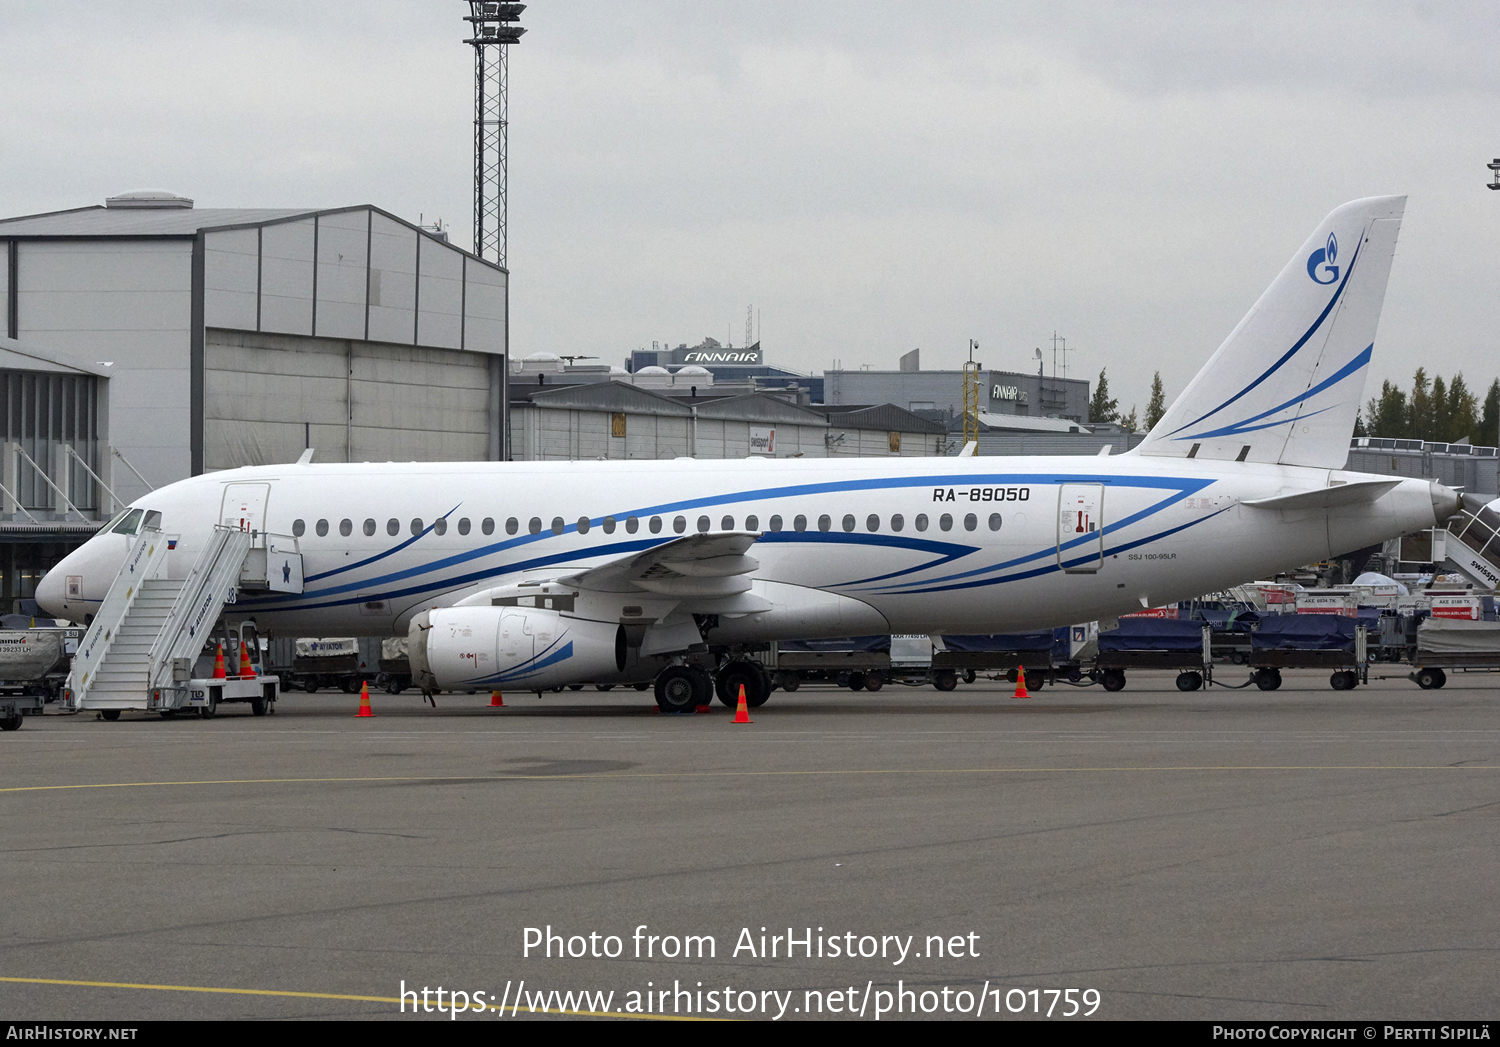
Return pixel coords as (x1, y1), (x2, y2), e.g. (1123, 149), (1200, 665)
(651, 660), (773, 714)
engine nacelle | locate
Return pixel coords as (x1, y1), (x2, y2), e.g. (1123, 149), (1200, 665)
(408, 607), (622, 692)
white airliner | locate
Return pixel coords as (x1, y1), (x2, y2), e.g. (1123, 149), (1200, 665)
(36, 196), (1462, 710)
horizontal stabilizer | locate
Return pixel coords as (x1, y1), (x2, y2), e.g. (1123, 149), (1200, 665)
(1241, 479), (1401, 511)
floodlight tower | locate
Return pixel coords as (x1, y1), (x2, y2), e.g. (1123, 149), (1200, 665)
(464, 2), (525, 267)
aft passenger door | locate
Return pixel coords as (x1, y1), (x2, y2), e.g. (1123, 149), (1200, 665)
(1058, 483), (1104, 573)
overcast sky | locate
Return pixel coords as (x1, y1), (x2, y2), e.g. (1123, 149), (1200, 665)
(4, 2), (1498, 415)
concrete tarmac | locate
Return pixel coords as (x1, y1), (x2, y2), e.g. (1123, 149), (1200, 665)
(1, 674), (1496, 1022)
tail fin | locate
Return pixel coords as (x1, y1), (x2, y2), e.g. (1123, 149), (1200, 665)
(1135, 196), (1404, 468)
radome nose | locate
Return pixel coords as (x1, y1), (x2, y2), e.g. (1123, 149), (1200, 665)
(35, 568), (66, 620)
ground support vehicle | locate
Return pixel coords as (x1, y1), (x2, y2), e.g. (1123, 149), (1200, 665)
(1094, 620), (1214, 692)
(1401, 618), (1500, 689)
(1249, 615), (1367, 691)
(0, 625), (82, 729)
(772, 636), (892, 691)
(276, 637), (381, 693)
(147, 674), (280, 719)
(1194, 608), (1265, 666)
(934, 629), (1076, 689)
(378, 637), (412, 693)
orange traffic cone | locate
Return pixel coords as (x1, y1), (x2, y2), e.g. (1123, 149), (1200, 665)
(489, 690), (505, 707)
(732, 683), (752, 724)
(1013, 665), (1030, 699)
(212, 642), (227, 680)
(237, 641), (256, 678)
(356, 680), (374, 717)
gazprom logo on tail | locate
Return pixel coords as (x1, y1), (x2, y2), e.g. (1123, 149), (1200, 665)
(1307, 232), (1339, 284)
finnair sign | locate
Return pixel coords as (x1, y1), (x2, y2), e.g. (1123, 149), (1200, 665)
(682, 351), (762, 364)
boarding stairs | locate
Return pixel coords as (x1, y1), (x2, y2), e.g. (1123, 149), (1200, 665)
(65, 526), (298, 712)
(1444, 503), (1500, 591)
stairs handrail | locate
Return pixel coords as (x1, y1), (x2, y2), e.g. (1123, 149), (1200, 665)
(65, 526), (171, 706)
(147, 525), (254, 688)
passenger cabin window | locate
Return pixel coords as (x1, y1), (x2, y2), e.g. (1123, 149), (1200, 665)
(817, 515), (831, 532)
(386, 518), (400, 536)
(745, 514), (759, 531)
(433, 518), (447, 536)
(939, 514), (953, 531)
(626, 516), (640, 534)
(843, 515), (856, 532)
(602, 516), (616, 534)
(793, 515), (807, 532)
(768, 515), (782, 532)
(577, 517), (590, 534)
(363, 518), (376, 536)
(315, 519), (329, 537)
(649, 516), (662, 534)
(914, 514), (928, 532)
(891, 514), (904, 532)
(482, 518), (495, 535)
(458, 517), (470, 535)
(292, 519), (305, 537)
(410, 518), (423, 536)
(340, 519), (353, 537)
(866, 514), (879, 532)
(672, 516), (686, 533)
(989, 513), (1002, 531)
(505, 518), (518, 535)
(551, 517), (565, 535)
(721, 515), (733, 531)
(964, 513), (977, 531)
(528, 517), (541, 535)
(698, 516), (711, 533)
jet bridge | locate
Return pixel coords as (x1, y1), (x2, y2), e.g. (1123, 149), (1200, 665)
(62, 525), (302, 719)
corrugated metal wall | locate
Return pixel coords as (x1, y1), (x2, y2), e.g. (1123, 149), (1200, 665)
(205, 329), (492, 468)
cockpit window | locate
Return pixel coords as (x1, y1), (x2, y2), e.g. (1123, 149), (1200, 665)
(111, 509), (144, 535)
(143, 510), (162, 531)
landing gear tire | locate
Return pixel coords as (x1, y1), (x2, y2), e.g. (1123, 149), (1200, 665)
(1176, 671), (1203, 692)
(717, 661), (770, 708)
(1254, 668), (1282, 691)
(1101, 670), (1126, 692)
(0, 714), (22, 731)
(654, 666), (714, 712)
(932, 670), (958, 692)
(100, 709), (121, 721)
(655, 666), (699, 713)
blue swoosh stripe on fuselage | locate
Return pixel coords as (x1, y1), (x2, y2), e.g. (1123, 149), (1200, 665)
(857, 476), (1215, 592)
(887, 507), (1233, 595)
(244, 470), (1213, 613)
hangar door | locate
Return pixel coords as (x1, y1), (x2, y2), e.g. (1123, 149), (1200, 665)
(204, 329), (497, 469)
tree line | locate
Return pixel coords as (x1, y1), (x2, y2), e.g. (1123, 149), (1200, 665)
(1087, 367), (1500, 447)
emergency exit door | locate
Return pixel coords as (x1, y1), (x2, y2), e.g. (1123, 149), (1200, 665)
(1058, 483), (1104, 573)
